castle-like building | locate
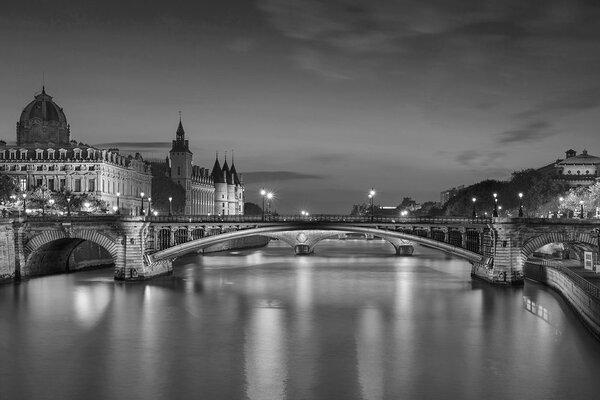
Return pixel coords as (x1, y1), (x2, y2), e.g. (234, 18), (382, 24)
(167, 119), (244, 216)
(0, 87), (152, 214)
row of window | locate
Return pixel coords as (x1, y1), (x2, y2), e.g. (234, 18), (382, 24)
(0, 149), (129, 165)
(558, 169), (598, 175)
(1, 164), (97, 172)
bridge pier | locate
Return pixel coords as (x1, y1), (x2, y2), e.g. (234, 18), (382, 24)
(394, 245), (414, 256)
(295, 244), (312, 255)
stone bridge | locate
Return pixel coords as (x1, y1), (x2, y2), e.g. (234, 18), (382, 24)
(0, 215), (599, 286)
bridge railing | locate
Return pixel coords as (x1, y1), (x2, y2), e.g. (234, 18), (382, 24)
(144, 214), (493, 224)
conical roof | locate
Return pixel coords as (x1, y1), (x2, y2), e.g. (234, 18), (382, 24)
(230, 163), (241, 185)
(222, 159), (233, 184)
(211, 156), (225, 183)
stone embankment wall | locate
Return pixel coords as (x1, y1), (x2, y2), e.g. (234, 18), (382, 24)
(203, 235), (270, 254)
(525, 261), (600, 340)
(0, 220), (17, 283)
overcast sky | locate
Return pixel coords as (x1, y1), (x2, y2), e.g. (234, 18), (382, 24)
(1, 1), (600, 213)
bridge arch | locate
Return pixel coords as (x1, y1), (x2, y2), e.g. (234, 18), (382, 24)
(147, 224), (483, 264)
(23, 229), (118, 277)
(520, 231), (598, 265)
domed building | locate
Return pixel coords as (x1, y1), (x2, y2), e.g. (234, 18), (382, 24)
(554, 149), (600, 186)
(0, 87), (152, 215)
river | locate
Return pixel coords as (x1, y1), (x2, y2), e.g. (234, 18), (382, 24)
(1, 239), (600, 400)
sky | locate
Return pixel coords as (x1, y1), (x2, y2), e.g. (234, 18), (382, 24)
(1, 0), (600, 214)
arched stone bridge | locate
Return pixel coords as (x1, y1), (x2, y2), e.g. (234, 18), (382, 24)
(1, 215), (599, 286)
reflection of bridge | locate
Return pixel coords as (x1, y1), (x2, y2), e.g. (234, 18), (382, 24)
(1, 215), (599, 286)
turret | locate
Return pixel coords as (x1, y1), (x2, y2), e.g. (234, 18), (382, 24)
(169, 117), (193, 214)
(211, 154), (228, 215)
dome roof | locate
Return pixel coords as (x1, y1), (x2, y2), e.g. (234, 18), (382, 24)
(558, 149), (600, 165)
(17, 87), (70, 146)
(19, 87), (67, 125)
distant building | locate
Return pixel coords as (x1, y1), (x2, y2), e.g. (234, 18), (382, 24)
(0, 87), (152, 214)
(554, 149), (600, 187)
(440, 185), (464, 204)
(167, 119), (244, 215)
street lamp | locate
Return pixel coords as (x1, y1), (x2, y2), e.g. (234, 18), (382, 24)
(472, 197), (476, 218)
(168, 196), (173, 216)
(266, 192), (273, 220)
(369, 188), (376, 222)
(518, 192), (523, 217)
(580, 200), (584, 219)
(48, 198), (54, 215)
(66, 196), (71, 217)
(493, 193), (498, 217)
(116, 192), (120, 214)
(140, 192), (145, 216)
(22, 193), (27, 215)
(148, 197), (152, 215)
(260, 188), (266, 221)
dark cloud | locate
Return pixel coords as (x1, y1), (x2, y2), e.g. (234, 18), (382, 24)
(497, 121), (554, 144)
(242, 171), (325, 182)
(257, 0), (600, 79)
(93, 142), (171, 149)
(454, 150), (506, 166)
(516, 87), (600, 119)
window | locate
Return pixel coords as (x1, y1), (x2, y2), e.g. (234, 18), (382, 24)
(20, 150), (28, 159)
(59, 149), (67, 159)
(75, 166), (81, 171)
(48, 165), (55, 171)
(577, 170), (581, 175)
(19, 177), (26, 191)
(74, 179), (81, 192)
(60, 179), (66, 190)
(89, 166), (95, 171)
(36, 178), (43, 187)
(586, 170), (590, 175)
(36, 149), (44, 159)
(36, 165), (43, 171)
(48, 179), (55, 191)
(48, 149), (55, 160)
(568, 170), (572, 174)
(20, 165), (26, 171)
(88, 179), (95, 192)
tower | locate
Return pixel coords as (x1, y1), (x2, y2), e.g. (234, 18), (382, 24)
(211, 154), (227, 215)
(169, 118), (193, 215)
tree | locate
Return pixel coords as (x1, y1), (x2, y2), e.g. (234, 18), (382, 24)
(244, 202), (262, 215)
(350, 203), (369, 216)
(0, 175), (19, 203)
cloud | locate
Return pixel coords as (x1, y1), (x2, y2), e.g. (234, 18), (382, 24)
(242, 171), (325, 182)
(497, 121), (554, 144)
(93, 141), (171, 149)
(516, 87), (600, 118)
(453, 150), (506, 166)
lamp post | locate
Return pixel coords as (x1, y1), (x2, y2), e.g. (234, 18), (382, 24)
(518, 192), (523, 217)
(116, 192), (120, 215)
(266, 192), (273, 220)
(260, 188), (266, 222)
(580, 200), (584, 219)
(66, 196), (71, 217)
(148, 197), (152, 216)
(493, 193), (498, 217)
(22, 193), (27, 215)
(140, 192), (145, 216)
(168, 196), (173, 216)
(472, 197), (476, 218)
(369, 188), (376, 222)
(558, 197), (564, 217)
(48, 199), (54, 216)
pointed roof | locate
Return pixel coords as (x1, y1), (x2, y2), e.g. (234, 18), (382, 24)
(211, 154), (225, 183)
(230, 163), (241, 185)
(222, 157), (233, 184)
(170, 119), (191, 154)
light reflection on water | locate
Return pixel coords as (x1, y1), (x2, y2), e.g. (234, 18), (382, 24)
(1, 239), (600, 400)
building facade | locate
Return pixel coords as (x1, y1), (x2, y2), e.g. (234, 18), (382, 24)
(168, 120), (244, 216)
(554, 149), (600, 187)
(0, 87), (152, 214)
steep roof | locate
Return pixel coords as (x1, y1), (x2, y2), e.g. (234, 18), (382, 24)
(211, 156), (225, 183)
(222, 159), (232, 184)
(230, 163), (241, 185)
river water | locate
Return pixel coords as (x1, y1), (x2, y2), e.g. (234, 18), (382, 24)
(2, 239), (600, 400)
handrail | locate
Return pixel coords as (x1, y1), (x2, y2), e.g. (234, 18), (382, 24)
(526, 260), (600, 300)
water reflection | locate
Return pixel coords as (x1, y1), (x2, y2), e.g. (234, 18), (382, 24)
(2, 240), (600, 400)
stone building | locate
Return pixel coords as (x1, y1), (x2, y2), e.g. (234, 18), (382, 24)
(0, 87), (152, 214)
(554, 149), (600, 187)
(167, 119), (244, 216)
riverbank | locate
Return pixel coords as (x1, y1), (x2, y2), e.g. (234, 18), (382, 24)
(525, 259), (600, 340)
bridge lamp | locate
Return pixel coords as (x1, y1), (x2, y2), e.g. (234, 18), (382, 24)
(369, 188), (376, 222)
(140, 192), (145, 216)
(580, 200), (584, 219)
(493, 193), (498, 217)
(472, 197), (476, 218)
(518, 193), (523, 217)
(266, 192), (274, 217)
(21, 193), (27, 214)
(168, 196), (173, 216)
(260, 188), (267, 221)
